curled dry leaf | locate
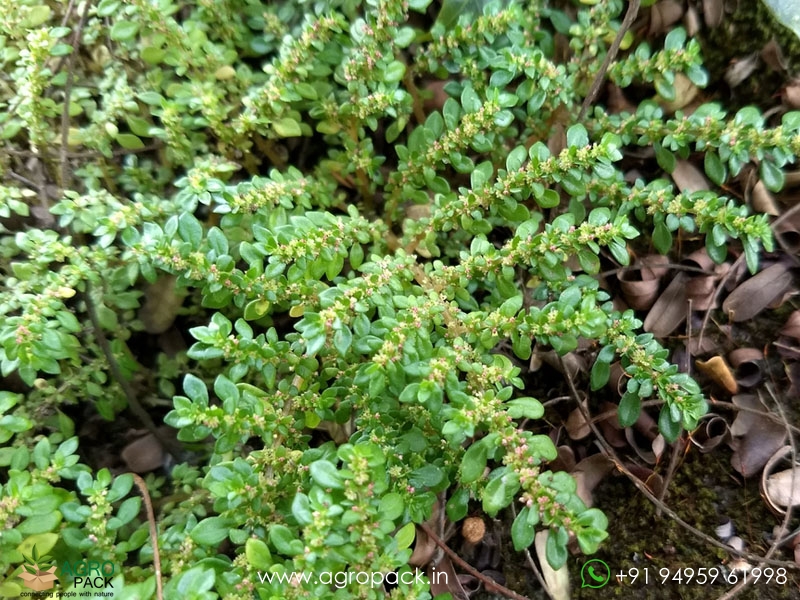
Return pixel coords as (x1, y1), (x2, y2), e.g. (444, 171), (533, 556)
(783, 80), (800, 109)
(683, 4), (701, 37)
(661, 73), (700, 113)
(121, 432), (165, 473)
(729, 347), (764, 388)
(619, 255), (669, 310)
(750, 180), (780, 215)
(702, 0), (724, 28)
(729, 395), (787, 478)
(774, 209), (800, 253)
(644, 272), (688, 337)
(140, 275), (184, 334)
(682, 248), (725, 310)
(780, 310), (800, 339)
(598, 401), (627, 448)
(409, 526), (437, 567)
(696, 356), (738, 394)
(625, 428), (658, 465)
(649, 0), (684, 35)
(627, 463), (665, 497)
(608, 362), (627, 396)
(551, 445), (577, 474)
(672, 160), (710, 193)
(724, 54), (760, 88)
(690, 414), (731, 453)
(566, 406), (591, 440)
(427, 557), (469, 600)
(761, 445), (800, 516)
(573, 453), (615, 508)
(760, 39), (787, 72)
(534, 530), (571, 600)
(722, 263), (794, 322)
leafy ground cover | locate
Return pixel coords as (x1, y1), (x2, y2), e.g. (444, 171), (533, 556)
(2, 0), (800, 599)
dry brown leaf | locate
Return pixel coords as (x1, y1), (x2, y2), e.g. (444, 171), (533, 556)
(598, 401), (627, 447)
(722, 263), (794, 322)
(751, 180), (780, 215)
(696, 356), (738, 394)
(140, 275), (184, 334)
(684, 4), (701, 36)
(761, 446), (800, 516)
(689, 415), (731, 453)
(649, 0), (684, 35)
(764, 469), (800, 508)
(780, 310), (800, 339)
(724, 54), (759, 88)
(784, 80), (800, 109)
(535, 530), (571, 600)
(566, 406), (591, 440)
(703, 0), (724, 27)
(661, 74), (700, 113)
(671, 160), (710, 193)
(121, 432), (165, 473)
(729, 348), (764, 387)
(573, 454), (615, 507)
(409, 526), (437, 567)
(427, 557), (469, 600)
(626, 428), (657, 464)
(729, 395), (787, 478)
(761, 39), (787, 72)
(644, 272), (689, 337)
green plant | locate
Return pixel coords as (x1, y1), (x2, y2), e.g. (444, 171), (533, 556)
(0, 0), (781, 597)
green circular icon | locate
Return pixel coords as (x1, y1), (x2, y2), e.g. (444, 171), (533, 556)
(580, 559), (610, 589)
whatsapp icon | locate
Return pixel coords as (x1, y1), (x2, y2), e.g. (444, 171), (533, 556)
(580, 559), (610, 588)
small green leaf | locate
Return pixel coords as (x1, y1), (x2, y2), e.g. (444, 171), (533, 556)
(395, 522), (416, 549)
(460, 441), (488, 484)
(273, 118), (302, 138)
(110, 20), (140, 41)
(511, 507), (536, 551)
(545, 526), (569, 569)
(704, 151), (726, 185)
(309, 460), (343, 489)
(506, 397), (544, 419)
(654, 143), (676, 173)
(652, 221), (672, 254)
(482, 470), (520, 516)
(115, 133), (145, 149)
(618, 391), (641, 427)
(190, 517), (231, 546)
(245, 538), (272, 570)
(590, 360), (610, 391)
(761, 159), (785, 192)
(658, 404), (683, 442)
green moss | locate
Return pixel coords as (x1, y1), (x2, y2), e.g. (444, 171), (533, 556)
(702, 1), (800, 109)
(575, 450), (798, 599)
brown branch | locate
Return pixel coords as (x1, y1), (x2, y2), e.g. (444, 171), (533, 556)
(418, 522), (532, 600)
(578, 0), (640, 122)
(131, 473), (164, 600)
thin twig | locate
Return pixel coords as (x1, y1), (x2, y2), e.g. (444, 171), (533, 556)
(418, 522), (532, 600)
(84, 283), (183, 459)
(558, 356), (800, 571)
(131, 473), (164, 600)
(578, 0), (641, 122)
(715, 384), (797, 600)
